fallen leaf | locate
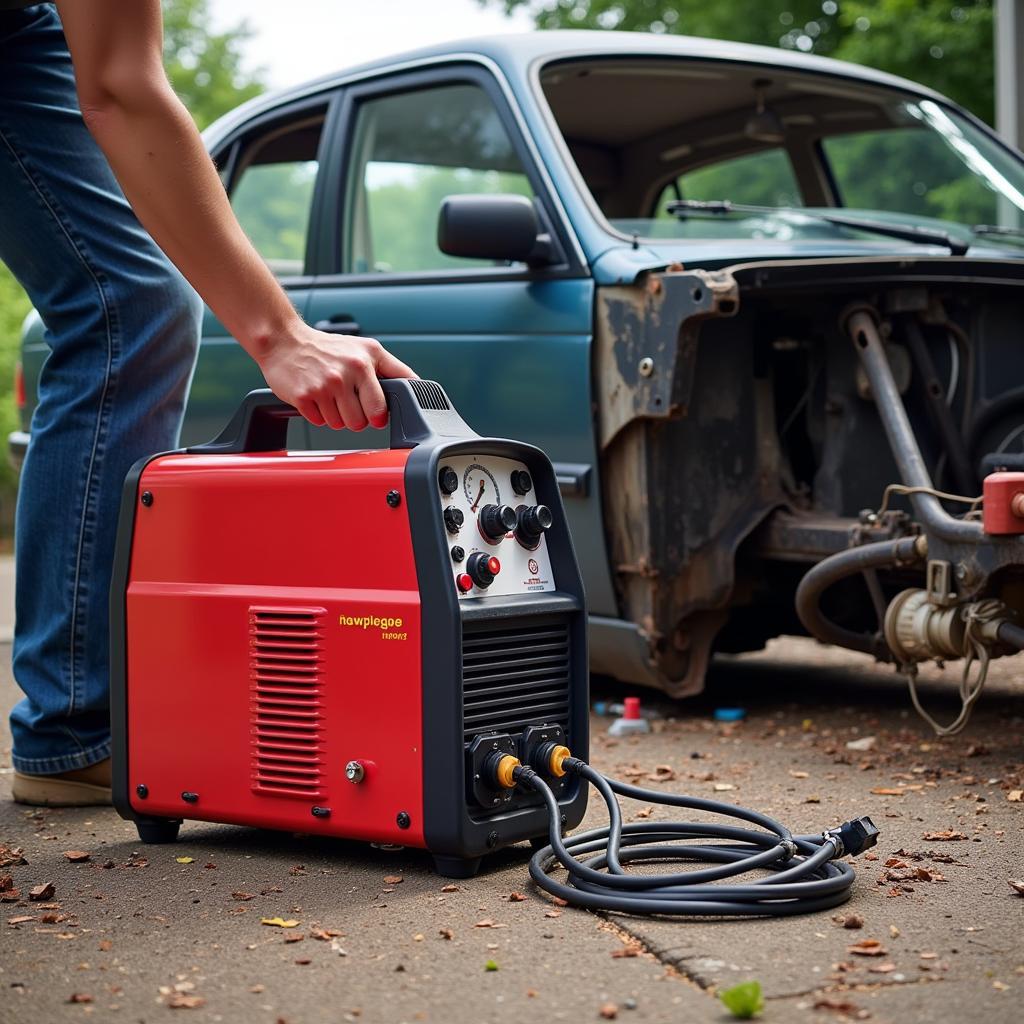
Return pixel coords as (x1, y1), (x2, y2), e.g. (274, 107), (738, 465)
(1008, 879), (1024, 896)
(1, 887), (20, 902)
(507, 892), (527, 902)
(846, 736), (877, 752)
(310, 928), (342, 940)
(922, 830), (968, 841)
(805, 795), (821, 804)
(232, 891), (255, 901)
(611, 946), (639, 958)
(719, 980), (764, 1019)
(28, 883), (55, 902)
(284, 933), (304, 944)
(175, 856), (195, 865)
(0, 845), (26, 867)
(0, 875), (12, 892)
(67, 993), (93, 1004)
(714, 783), (737, 792)
(7, 915), (34, 925)
(869, 962), (896, 974)
(1007, 790), (1022, 802)
(474, 919), (505, 928)
(788, 770), (809, 779)
(261, 917), (300, 928)
(484, 959), (499, 971)
(646, 765), (676, 782)
(439, 928), (454, 940)
(62, 851), (90, 863)
(839, 913), (865, 930)
(294, 958), (311, 965)
(544, 909), (561, 918)
(848, 939), (887, 957)
(98, 939), (113, 952)
(383, 875), (403, 885)
(599, 1003), (619, 1020)
(165, 992), (205, 1008)
(993, 980), (1009, 992)
(440, 884), (460, 893)
(870, 788), (905, 796)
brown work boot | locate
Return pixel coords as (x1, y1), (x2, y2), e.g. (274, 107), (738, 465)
(12, 758), (112, 807)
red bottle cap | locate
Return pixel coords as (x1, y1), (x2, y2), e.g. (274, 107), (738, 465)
(487, 556), (501, 576)
(623, 696), (641, 720)
(456, 573), (473, 593)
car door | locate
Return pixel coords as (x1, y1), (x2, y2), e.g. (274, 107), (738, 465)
(181, 95), (335, 448)
(304, 64), (617, 615)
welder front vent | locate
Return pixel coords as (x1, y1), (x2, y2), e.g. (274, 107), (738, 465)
(461, 620), (571, 742)
(410, 379), (451, 411)
(249, 606), (326, 799)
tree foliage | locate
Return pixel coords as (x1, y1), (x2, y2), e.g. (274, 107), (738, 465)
(0, 0), (266, 510)
(481, 0), (995, 123)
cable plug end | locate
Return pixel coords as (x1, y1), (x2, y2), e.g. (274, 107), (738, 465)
(826, 816), (880, 857)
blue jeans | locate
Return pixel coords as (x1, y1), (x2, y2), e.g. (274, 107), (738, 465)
(0, 5), (203, 774)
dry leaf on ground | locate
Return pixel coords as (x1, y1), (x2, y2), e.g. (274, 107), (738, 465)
(922, 830), (967, 841)
(383, 875), (403, 885)
(261, 917), (300, 928)
(62, 851), (90, 863)
(848, 939), (887, 956)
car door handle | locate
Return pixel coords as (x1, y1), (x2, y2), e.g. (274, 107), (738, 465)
(313, 315), (361, 335)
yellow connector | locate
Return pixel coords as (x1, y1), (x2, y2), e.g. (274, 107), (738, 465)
(494, 754), (521, 789)
(547, 745), (571, 778)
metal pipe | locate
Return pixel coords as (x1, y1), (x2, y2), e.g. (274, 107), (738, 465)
(845, 309), (982, 543)
(795, 535), (925, 660)
(997, 620), (1024, 650)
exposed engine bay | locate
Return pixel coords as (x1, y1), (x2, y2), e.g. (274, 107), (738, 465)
(596, 256), (1024, 732)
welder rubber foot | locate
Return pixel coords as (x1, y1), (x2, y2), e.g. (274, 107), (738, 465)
(135, 818), (182, 844)
(433, 855), (481, 879)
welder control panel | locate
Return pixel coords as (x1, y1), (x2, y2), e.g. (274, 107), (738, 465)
(437, 454), (556, 598)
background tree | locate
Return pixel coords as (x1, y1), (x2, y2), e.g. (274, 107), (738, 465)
(0, 0), (266, 529)
(481, 0), (995, 123)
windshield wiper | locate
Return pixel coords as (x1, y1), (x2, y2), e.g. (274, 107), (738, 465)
(972, 224), (1024, 246)
(665, 199), (969, 256)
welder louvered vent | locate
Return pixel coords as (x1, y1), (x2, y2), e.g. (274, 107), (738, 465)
(461, 620), (571, 742)
(410, 379), (450, 411)
(250, 606), (326, 799)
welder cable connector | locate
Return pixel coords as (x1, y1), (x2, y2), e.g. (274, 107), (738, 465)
(519, 760), (878, 918)
(493, 754), (521, 790)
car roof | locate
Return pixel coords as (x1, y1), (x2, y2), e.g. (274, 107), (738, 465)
(203, 29), (950, 147)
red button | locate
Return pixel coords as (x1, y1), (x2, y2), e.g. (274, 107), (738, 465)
(456, 573), (473, 593)
(487, 556), (501, 576)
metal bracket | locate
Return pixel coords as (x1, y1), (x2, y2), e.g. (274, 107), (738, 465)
(926, 560), (957, 607)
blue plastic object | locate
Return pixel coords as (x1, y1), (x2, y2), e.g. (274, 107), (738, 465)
(714, 707), (746, 722)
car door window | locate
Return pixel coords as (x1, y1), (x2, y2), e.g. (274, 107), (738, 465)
(229, 114), (324, 277)
(344, 83), (534, 274)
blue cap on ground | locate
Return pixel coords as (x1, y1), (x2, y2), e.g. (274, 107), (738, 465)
(714, 707), (746, 722)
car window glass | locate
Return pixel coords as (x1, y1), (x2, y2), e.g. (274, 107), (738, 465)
(344, 83), (534, 274)
(654, 149), (802, 217)
(822, 126), (1000, 224)
(230, 115), (324, 277)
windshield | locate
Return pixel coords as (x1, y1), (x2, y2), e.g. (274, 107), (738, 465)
(540, 58), (1024, 247)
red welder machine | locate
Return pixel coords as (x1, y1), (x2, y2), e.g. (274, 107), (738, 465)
(113, 380), (880, 912)
(111, 380), (588, 878)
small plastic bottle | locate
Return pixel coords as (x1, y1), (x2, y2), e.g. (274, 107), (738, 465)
(608, 696), (651, 736)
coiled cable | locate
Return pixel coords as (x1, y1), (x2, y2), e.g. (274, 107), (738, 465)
(517, 760), (877, 918)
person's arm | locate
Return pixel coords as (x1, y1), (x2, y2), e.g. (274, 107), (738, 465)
(54, 0), (413, 430)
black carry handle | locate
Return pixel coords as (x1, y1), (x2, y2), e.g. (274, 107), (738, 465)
(187, 379), (475, 454)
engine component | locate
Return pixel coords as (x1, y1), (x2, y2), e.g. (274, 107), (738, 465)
(883, 588), (966, 663)
(982, 471), (1024, 535)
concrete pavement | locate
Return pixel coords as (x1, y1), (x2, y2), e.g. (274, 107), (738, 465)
(0, 631), (1022, 1023)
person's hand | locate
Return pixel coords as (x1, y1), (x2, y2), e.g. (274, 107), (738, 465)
(257, 322), (416, 430)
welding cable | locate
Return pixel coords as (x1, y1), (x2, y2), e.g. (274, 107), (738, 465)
(515, 761), (877, 918)
(795, 535), (925, 660)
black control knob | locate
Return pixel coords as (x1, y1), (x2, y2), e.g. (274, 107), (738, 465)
(467, 552), (501, 589)
(438, 465), (459, 495)
(511, 469), (533, 496)
(478, 503), (517, 541)
(515, 504), (553, 547)
(443, 506), (464, 534)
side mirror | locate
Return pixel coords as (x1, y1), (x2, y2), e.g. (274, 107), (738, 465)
(437, 194), (555, 268)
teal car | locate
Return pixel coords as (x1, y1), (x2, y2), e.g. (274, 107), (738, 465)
(14, 31), (1024, 707)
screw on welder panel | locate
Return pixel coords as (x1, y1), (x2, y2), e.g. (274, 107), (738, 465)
(311, 806), (331, 818)
(396, 811), (411, 829)
(486, 831), (499, 848)
(181, 791), (199, 804)
(140, 491), (153, 507)
(135, 784), (148, 799)
(386, 489), (401, 508)
(638, 356), (654, 378)
(560, 814), (567, 826)
(345, 760), (365, 784)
